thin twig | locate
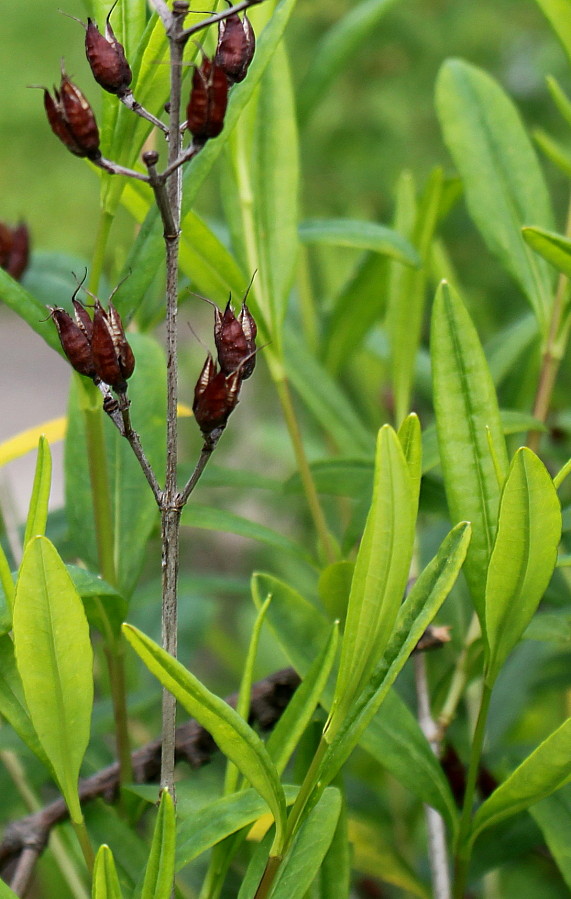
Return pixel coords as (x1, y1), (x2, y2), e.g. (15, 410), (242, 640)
(143, 151), (178, 240)
(120, 91), (169, 134)
(93, 156), (150, 182)
(161, 143), (200, 180)
(415, 654), (451, 899)
(120, 403), (163, 504)
(177, 442), (215, 505)
(159, 0), (189, 798)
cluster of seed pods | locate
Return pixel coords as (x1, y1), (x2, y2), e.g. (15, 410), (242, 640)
(44, 3), (259, 435)
(49, 292), (135, 394)
(193, 294), (258, 440)
(44, 4), (255, 159)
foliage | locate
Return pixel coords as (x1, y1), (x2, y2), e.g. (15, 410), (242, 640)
(1, 0), (571, 897)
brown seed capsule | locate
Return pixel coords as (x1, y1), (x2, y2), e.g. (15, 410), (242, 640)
(44, 73), (100, 160)
(48, 306), (96, 378)
(193, 354), (241, 435)
(91, 299), (135, 391)
(7, 224), (30, 280)
(72, 297), (94, 341)
(186, 56), (229, 146)
(215, 11), (255, 84)
(214, 297), (257, 379)
(107, 302), (135, 381)
(85, 12), (132, 96)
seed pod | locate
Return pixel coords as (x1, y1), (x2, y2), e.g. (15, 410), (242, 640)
(72, 297), (94, 341)
(44, 73), (100, 160)
(214, 297), (257, 379)
(48, 306), (96, 378)
(215, 11), (255, 84)
(91, 299), (135, 391)
(7, 224), (30, 280)
(0, 224), (13, 270)
(186, 56), (229, 146)
(193, 354), (241, 435)
(85, 13), (132, 96)
(107, 302), (135, 380)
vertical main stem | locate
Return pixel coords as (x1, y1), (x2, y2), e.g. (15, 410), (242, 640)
(159, 2), (187, 796)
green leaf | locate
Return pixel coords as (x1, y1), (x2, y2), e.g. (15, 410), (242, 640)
(252, 41), (299, 347)
(436, 59), (554, 330)
(175, 787), (299, 872)
(92, 844), (124, 899)
(65, 334), (165, 596)
(299, 219), (420, 267)
(0, 634), (49, 768)
(298, 0), (401, 121)
(319, 523), (471, 797)
(115, 0), (299, 321)
(284, 328), (374, 456)
(532, 0), (571, 65)
(0, 882), (19, 899)
(486, 314), (538, 388)
(265, 623), (339, 775)
(350, 817), (430, 898)
(331, 426), (416, 726)
(431, 281), (508, 626)
(257, 573), (458, 828)
(0, 267), (61, 351)
(533, 127), (571, 178)
(522, 225), (571, 280)
(140, 789), (176, 899)
(530, 784), (571, 889)
(181, 504), (312, 563)
(13, 537), (93, 822)
(66, 566), (128, 638)
(386, 167), (444, 423)
(485, 448), (561, 684)
(398, 413), (422, 513)
(284, 459), (373, 498)
(265, 788), (341, 899)
(23, 436), (52, 548)
(524, 611), (571, 643)
(546, 75), (571, 129)
(471, 716), (571, 846)
(122, 624), (287, 853)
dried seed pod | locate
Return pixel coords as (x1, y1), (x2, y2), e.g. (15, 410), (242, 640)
(215, 11), (255, 84)
(107, 302), (135, 380)
(186, 56), (229, 146)
(48, 306), (96, 377)
(0, 224), (13, 270)
(91, 299), (135, 391)
(7, 224), (30, 280)
(193, 354), (241, 435)
(85, 11), (132, 96)
(72, 297), (94, 341)
(44, 72), (100, 160)
(214, 296), (257, 379)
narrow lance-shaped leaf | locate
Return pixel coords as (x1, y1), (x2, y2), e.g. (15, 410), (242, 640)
(0, 634), (50, 769)
(23, 436), (52, 549)
(470, 716), (571, 847)
(329, 425), (416, 734)
(13, 537), (93, 823)
(397, 412), (422, 516)
(298, 219), (420, 267)
(140, 789), (176, 899)
(532, 0), (571, 66)
(387, 167), (443, 424)
(436, 59), (554, 331)
(319, 522), (471, 798)
(522, 225), (571, 282)
(255, 572), (458, 829)
(431, 281), (508, 629)
(485, 447), (561, 685)
(92, 844), (124, 899)
(122, 624), (287, 854)
(252, 40), (299, 349)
